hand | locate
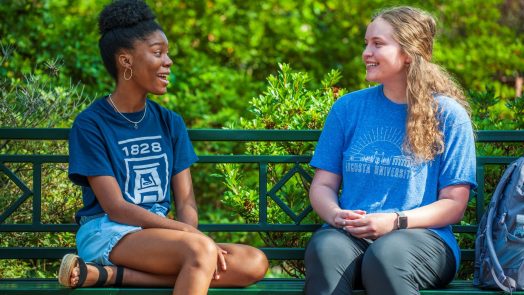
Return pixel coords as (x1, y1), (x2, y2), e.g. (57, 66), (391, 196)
(332, 209), (366, 228)
(213, 245), (228, 280)
(343, 212), (397, 240)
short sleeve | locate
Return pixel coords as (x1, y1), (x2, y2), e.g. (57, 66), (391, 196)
(310, 105), (345, 175)
(171, 114), (198, 175)
(68, 117), (114, 187)
(438, 121), (477, 190)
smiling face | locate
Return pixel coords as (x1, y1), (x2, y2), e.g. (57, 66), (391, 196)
(363, 17), (410, 87)
(121, 30), (172, 95)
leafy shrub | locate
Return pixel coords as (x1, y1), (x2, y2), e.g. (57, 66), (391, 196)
(0, 46), (87, 278)
(219, 64), (345, 277)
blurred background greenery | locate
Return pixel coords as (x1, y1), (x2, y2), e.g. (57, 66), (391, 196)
(1, 0), (523, 280)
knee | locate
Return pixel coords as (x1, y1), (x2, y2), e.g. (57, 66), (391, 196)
(230, 246), (268, 286)
(186, 236), (217, 271)
(244, 248), (268, 284)
(305, 230), (341, 267)
(361, 243), (408, 284)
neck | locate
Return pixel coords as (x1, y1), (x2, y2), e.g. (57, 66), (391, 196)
(110, 85), (147, 112)
(382, 82), (407, 104)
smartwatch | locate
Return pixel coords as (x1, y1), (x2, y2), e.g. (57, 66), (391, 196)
(395, 211), (408, 229)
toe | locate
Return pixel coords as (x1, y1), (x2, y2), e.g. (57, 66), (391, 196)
(70, 265), (80, 287)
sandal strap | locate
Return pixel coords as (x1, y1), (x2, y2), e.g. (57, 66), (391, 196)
(114, 266), (124, 287)
(86, 262), (108, 288)
(76, 257), (88, 287)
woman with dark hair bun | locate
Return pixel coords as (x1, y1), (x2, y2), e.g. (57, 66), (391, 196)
(58, 1), (268, 294)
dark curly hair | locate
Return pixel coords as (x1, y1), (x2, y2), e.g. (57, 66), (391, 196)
(98, 0), (163, 80)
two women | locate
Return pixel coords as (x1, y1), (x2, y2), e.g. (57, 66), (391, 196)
(60, 2), (476, 295)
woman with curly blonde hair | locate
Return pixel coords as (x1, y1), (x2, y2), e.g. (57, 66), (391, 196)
(305, 6), (476, 295)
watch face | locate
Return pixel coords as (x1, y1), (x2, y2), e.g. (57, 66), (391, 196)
(396, 212), (408, 229)
(399, 216), (408, 229)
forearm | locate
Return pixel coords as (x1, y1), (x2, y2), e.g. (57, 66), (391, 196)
(176, 201), (198, 228)
(309, 185), (341, 226)
(109, 201), (201, 234)
(403, 198), (466, 229)
(87, 175), (202, 234)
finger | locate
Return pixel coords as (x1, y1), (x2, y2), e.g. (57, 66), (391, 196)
(218, 250), (227, 271)
(345, 217), (368, 227)
(214, 269), (220, 280)
(340, 210), (366, 220)
(334, 216), (347, 227)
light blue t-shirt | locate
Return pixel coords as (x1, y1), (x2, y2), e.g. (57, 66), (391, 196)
(69, 97), (198, 223)
(310, 85), (477, 272)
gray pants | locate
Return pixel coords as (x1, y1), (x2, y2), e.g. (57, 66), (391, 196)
(304, 227), (455, 295)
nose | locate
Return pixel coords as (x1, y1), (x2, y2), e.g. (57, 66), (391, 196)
(164, 54), (172, 68)
(362, 45), (372, 59)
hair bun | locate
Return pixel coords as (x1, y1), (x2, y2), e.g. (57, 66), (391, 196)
(99, 0), (156, 34)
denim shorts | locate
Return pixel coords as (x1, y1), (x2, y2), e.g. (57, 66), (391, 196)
(76, 204), (167, 266)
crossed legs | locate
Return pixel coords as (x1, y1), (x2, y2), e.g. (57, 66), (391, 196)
(66, 228), (268, 295)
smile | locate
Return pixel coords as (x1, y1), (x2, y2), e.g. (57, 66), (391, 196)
(157, 73), (169, 84)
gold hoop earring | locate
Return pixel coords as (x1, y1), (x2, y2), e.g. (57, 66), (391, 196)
(124, 67), (133, 80)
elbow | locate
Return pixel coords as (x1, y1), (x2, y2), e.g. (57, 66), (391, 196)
(450, 205), (468, 225)
(452, 212), (465, 225)
(104, 202), (129, 223)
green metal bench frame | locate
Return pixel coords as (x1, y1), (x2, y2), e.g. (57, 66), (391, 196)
(1, 128), (523, 294)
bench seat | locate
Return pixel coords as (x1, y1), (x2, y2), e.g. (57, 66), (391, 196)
(1, 279), (524, 294)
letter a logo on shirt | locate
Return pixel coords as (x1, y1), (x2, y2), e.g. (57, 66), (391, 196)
(124, 154), (169, 204)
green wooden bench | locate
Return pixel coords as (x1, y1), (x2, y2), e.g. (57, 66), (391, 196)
(1, 128), (523, 295)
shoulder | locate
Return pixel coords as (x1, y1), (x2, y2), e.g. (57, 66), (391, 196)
(148, 100), (187, 131)
(435, 95), (471, 127)
(72, 98), (106, 127)
(332, 85), (381, 112)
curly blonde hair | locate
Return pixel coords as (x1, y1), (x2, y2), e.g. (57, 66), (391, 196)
(374, 6), (470, 161)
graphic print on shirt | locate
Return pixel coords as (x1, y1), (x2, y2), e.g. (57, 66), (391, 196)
(345, 127), (422, 179)
(118, 136), (169, 204)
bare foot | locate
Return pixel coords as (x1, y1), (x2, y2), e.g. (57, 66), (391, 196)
(69, 261), (116, 287)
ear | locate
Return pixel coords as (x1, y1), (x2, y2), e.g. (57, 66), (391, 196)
(404, 53), (412, 65)
(117, 52), (133, 68)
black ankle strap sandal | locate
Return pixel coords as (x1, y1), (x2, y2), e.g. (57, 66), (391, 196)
(58, 254), (125, 288)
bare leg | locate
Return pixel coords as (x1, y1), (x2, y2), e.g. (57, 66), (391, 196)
(67, 231), (268, 292)
(109, 228), (217, 295)
(210, 243), (268, 287)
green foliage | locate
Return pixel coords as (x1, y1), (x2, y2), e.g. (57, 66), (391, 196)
(219, 64), (345, 277)
(0, 43), (86, 278)
(2, 0), (523, 127)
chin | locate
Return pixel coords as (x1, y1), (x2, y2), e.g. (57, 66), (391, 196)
(151, 88), (168, 96)
(365, 75), (382, 84)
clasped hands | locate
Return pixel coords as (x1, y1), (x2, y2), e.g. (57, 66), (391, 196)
(332, 209), (397, 240)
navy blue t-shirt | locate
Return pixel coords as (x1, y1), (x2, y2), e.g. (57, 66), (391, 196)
(69, 97), (198, 223)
